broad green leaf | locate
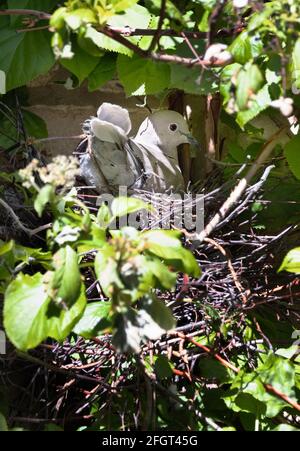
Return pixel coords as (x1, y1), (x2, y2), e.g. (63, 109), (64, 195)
(229, 32), (253, 65)
(236, 64), (264, 110)
(0, 27), (55, 91)
(73, 301), (112, 338)
(236, 84), (271, 127)
(138, 295), (176, 338)
(146, 258), (177, 290)
(46, 284), (86, 342)
(278, 247), (300, 274)
(23, 109), (48, 139)
(34, 184), (55, 218)
(199, 358), (232, 383)
(88, 54), (116, 91)
(65, 9), (97, 30)
(154, 355), (174, 379)
(284, 135), (300, 180)
(50, 7), (68, 30)
(50, 246), (82, 307)
(85, 5), (151, 56)
(95, 245), (124, 297)
(4, 273), (50, 351)
(117, 54), (170, 96)
(111, 196), (151, 218)
(112, 0), (140, 13)
(61, 41), (99, 85)
(97, 203), (112, 227)
(170, 64), (219, 95)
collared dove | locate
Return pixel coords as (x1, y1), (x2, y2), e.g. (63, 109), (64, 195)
(79, 103), (196, 194)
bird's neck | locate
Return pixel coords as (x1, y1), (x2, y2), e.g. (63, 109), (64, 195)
(134, 137), (179, 163)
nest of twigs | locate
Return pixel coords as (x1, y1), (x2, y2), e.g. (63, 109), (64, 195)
(1, 149), (300, 430)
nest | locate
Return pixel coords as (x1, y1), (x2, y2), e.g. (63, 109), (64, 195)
(1, 159), (299, 430)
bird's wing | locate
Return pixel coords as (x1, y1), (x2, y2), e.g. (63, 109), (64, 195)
(97, 103), (132, 135)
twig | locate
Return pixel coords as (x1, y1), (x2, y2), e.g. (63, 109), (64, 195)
(148, 0), (166, 53)
(0, 197), (51, 237)
(0, 9), (51, 19)
(193, 126), (289, 245)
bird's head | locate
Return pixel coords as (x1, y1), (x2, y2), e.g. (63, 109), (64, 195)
(135, 110), (198, 153)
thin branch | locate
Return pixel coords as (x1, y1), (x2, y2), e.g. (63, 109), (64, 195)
(0, 9), (51, 20)
(193, 126), (289, 245)
(148, 0), (166, 53)
(0, 197), (51, 236)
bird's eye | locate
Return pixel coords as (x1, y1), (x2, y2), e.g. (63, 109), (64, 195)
(169, 123), (178, 132)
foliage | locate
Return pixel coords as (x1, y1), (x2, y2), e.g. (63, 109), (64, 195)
(0, 0), (300, 432)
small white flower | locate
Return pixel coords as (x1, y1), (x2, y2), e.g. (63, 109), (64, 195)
(233, 0), (249, 8)
(270, 97), (294, 117)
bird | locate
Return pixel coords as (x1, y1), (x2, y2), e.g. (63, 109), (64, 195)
(79, 103), (197, 194)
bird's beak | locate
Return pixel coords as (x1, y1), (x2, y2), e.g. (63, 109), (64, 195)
(181, 132), (200, 147)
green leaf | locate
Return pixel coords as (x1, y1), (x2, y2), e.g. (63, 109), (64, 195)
(117, 54), (170, 96)
(50, 246), (82, 307)
(34, 184), (55, 218)
(154, 355), (174, 379)
(170, 64), (219, 95)
(284, 135), (300, 180)
(23, 109), (48, 139)
(95, 245), (124, 297)
(0, 413), (8, 432)
(65, 9), (97, 30)
(236, 84), (271, 127)
(146, 258), (177, 290)
(4, 273), (50, 351)
(229, 32), (253, 65)
(112, 0), (140, 13)
(236, 64), (264, 111)
(199, 358), (231, 383)
(88, 54), (116, 91)
(111, 196), (151, 218)
(143, 230), (201, 278)
(73, 301), (112, 338)
(46, 284), (86, 342)
(97, 203), (112, 227)
(60, 41), (99, 85)
(0, 27), (55, 91)
(85, 5), (151, 56)
(278, 247), (300, 274)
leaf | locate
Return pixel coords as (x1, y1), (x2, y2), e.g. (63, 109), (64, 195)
(73, 301), (112, 338)
(229, 31), (253, 65)
(146, 258), (177, 290)
(50, 246), (82, 307)
(4, 273), (50, 351)
(112, 0), (140, 13)
(22, 109), (48, 139)
(8, 1), (57, 26)
(154, 355), (174, 379)
(95, 245), (124, 297)
(236, 64), (264, 111)
(60, 41), (99, 85)
(138, 295), (176, 338)
(199, 358), (231, 383)
(0, 413), (8, 432)
(46, 284), (86, 342)
(284, 135), (300, 180)
(117, 54), (170, 96)
(143, 230), (201, 278)
(170, 64), (219, 95)
(65, 9), (97, 30)
(34, 185), (55, 218)
(88, 54), (116, 91)
(236, 84), (271, 127)
(85, 5), (151, 56)
(111, 196), (151, 218)
(278, 247), (300, 274)
(0, 26), (55, 91)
